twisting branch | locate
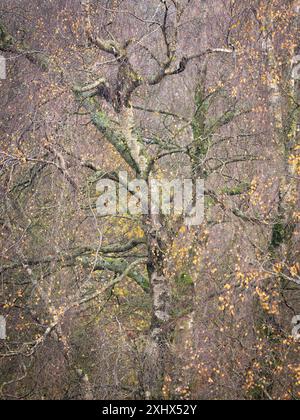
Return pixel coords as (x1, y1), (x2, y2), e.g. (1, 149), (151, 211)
(148, 48), (234, 85)
(0, 22), (49, 70)
(82, 0), (126, 59)
(74, 93), (141, 174)
(73, 78), (108, 94)
(0, 237), (149, 291)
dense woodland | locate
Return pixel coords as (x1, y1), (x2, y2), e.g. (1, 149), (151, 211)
(0, 0), (299, 400)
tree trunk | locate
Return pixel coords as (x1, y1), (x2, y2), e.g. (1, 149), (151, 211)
(143, 214), (171, 400)
(266, 2), (299, 254)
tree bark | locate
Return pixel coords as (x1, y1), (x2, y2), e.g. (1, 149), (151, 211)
(143, 214), (171, 400)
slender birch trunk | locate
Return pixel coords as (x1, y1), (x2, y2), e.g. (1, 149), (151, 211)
(267, 2), (299, 253)
(143, 214), (171, 399)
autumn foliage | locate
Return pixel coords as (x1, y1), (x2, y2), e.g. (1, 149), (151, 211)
(0, 0), (299, 400)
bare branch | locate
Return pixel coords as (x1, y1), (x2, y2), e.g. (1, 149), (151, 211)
(0, 22), (49, 71)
